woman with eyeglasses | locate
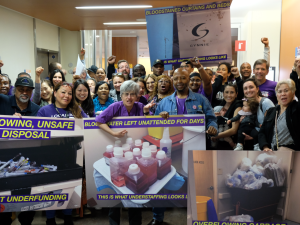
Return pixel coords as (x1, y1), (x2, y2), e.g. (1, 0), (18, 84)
(109, 73), (125, 101)
(131, 77), (148, 105)
(144, 74), (158, 101)
(148, 75), (174, 114)
(96, 80), (155, 137)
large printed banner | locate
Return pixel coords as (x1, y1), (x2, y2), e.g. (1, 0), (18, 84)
(0, 116), (84, 212)
(145, 1), (232, 69)
(84, 115), (206, 208)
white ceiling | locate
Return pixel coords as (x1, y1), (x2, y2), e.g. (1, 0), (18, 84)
(112, 0), (282, 58)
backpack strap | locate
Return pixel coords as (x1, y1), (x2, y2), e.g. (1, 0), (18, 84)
(259, 97), (266, 113)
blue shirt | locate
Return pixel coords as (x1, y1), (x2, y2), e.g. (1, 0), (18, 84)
(93, 97), (115, 112)
(155, 89), (218, 131)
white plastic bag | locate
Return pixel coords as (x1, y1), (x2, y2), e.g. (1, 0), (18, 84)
(240, 157), (252, 171)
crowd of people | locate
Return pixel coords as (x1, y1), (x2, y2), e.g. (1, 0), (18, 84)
(0, 36), (299, 225)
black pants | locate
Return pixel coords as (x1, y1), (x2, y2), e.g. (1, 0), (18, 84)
(109, 208), (142, 225)
(237, 123), (258, 144)
(0, 211), (35, 225)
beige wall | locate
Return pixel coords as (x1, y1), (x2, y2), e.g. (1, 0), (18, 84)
(0, 6), (35, 82)
(36, 19), (59, 51)
(60, 28), (81, 83)
(138, 57), (152, 75)
(279, 0), (300, 80)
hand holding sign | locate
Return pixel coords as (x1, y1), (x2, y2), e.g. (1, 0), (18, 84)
(35, 67), (44, 77)
(159, 111), (169, 120)
(113, 130), (127, 138)
(261, 37), (269, 48)
(206, 126), (217, 136)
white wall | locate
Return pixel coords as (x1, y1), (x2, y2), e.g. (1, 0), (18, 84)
(60, 28), (81, 83)
(0, 6), (35, 82)
(233, 9), (281, 81)
(36, 19), (59, 51)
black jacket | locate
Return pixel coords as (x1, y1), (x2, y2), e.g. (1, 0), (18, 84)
(235, 76), (245, 100)
(258, 100), (300, 150)
(290, 70), (300, 100)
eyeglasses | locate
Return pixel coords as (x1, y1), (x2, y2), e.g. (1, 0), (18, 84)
(146, 81), (155, 85)
(158, 80), (170, 84)
(119, 66), (130, 70)
(123, 92), (136, 97)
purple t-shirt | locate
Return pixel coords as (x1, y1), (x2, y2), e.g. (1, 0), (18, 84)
(95, 101), (144, 124)
(198, 82), (213, 103)
(37, 104), (88, 118)
(259, 79), (277, 104)
(176, 97), (187, 114)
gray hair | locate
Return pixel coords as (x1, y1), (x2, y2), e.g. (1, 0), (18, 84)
(275, 79), (296, 94)
(120, 80), (139, 97)
(87, 78), (96, 86)
(253, 59), (269, 70)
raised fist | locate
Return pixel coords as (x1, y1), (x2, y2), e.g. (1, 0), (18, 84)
(189, 57), (202, 69)
(80, 48), (85, 60)
(261, 37), (269, 47)
(0, 60), (3, 68)
(107, 55), (116, 65)
(231, 67), (240, 78)
(35, 66), (44, 77)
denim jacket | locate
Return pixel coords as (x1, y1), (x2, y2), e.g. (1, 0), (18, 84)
(155, 90), (218, 131)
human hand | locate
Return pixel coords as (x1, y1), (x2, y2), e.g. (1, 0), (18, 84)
(169, 66), (175, 76)
(263, 147), (272, 152)
(113, 130), (127, 138)
(214, 112), (221, 117)
(206, 126), (217, 136)
(80, 48), (85, 60)
(190, 57), (202, 69)
(107, 55), (116, 65)
(240, 116), (245, 122)
(35, 66), (44, 77)
(227, 120), (231, 125)
(261, 37), (269, 47)
(231, 67), (240, 78)
(104, 78), (109, 83)
(243, 132), (253, 140)
(144, 100), (155, 113)
(13, 113), (22, 118)
(211, 136), (218, 142)
(0, 60), (3, 68)
(159, 111), (169, 120)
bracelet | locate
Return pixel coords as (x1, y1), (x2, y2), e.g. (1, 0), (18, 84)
(198, 65), (204, 71)
(144, 111), (149, 115)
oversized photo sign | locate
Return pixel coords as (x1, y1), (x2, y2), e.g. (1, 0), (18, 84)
(145, 1), (232, 69)
(0, 116), (84, 212)
(84, 115), (206, 208)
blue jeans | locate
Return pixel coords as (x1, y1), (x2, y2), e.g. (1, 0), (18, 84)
(46, 209), (72, 219)
(152, 207), (165, 222)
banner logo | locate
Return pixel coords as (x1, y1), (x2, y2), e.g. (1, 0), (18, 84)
(191, 23), (209, 41)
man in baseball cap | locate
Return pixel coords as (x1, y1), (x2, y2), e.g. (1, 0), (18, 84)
(0, 76), (40, 116)
(152, 59), (165, 76)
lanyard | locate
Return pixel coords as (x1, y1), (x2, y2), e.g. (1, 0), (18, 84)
(54, 103), (69, 118)
(176, 96), (187, 113)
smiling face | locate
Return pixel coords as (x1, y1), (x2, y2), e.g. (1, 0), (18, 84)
(96, 68), (106, 82)
(54, 85), (72, 108)
(121, 91), (137, 108)
(276, 84), (294, 107)
(97, 83), (110, 101)
(0, 76), (10, 95)
(41, 82), (53, 101)
(133, 65), (146, 78)
(240, 63), (252, 79)
(52, 72), (63, 86)
(243, 81), (259, 98)
(152, 64), (164, 76)
(75, 84), (88, 103)
(137, 81), (145, 97)
(113, 77), (125, 92)
(87, 80), (96, 93)
(158, 77), (171, 95)
(254, 63), (268, 82)
(146, 77), (155, 93)
(118, 62), (130, 79)
(173, 70), (189, 93)
(189, 75), (201, 92)
(15, 86), (33, 103)
(223, 86), (237, 104)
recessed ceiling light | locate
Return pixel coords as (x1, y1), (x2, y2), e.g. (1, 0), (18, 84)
(103, 22), (146, 25)
(76, 5), (152, 9)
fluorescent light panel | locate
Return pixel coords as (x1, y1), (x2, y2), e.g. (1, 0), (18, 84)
(103, 22), (146, 25)
(76, 5), (152, 9)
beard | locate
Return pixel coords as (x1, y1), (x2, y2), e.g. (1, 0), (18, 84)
(18, 94), (30, 103)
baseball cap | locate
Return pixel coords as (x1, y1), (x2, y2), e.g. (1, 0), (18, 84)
(15, 77), (35, 89)
(153, 59), (164, 67)
(87, 65), (98, 74)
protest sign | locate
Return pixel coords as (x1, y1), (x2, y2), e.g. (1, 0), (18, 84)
(0, 116), (84, 212)
(84, 115), (206, 208)
(145, 1), (232, 69)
